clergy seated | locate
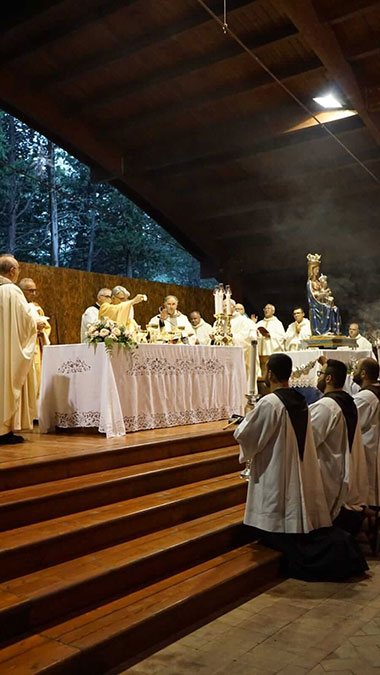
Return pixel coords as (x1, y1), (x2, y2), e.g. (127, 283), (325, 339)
(310, 359), (369, 537)
(234, 353), (368, 581)
(285, 307), (311, 351)
(98, 285), (145, 332)
(353, 358), (380, 508)
(0, 254), (38, 445)
(256, 303), (285, 356)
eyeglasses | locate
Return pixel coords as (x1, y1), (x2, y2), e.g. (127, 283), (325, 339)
(316, 370), (325, 377)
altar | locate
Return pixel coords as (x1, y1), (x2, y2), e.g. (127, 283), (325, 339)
(287, 348), (372, 394)
(39, 343), (246, 438)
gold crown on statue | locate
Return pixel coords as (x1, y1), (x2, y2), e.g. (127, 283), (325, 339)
(306, 253), (321, 264)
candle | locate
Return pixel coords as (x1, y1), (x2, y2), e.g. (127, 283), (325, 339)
(213, 286), (219, 314)
(218, 284), (224, 314)
(225, 285), (232, 315)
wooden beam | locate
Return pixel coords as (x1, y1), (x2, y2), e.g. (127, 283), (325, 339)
(37, 0), (254, 92)
(272, 0), (380, 147)
(321, 0), (380, 26)
(1, 1), (67, 34)
(76, 23), (298, 115)
(144, 114), (364, 180)
(1, 0), (139, 65)
(194, 164), (380, 224)
(348, 42), (380, 64)
(100, 59), (322, 142)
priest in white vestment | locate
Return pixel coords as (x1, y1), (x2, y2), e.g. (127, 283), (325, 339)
(216, 300), (260, 387)
(0, 255), (38, 444)
(189, 311), (212, 345)
(349, 323), (373, 351)
(285, 307), (312, 351)
(353, 357), (380, 506)
(235, 353), (367, 579)
(81, 288), (112, 342)
(148, 295), (194, 343)
(310, 358), (369, 532)
(256, 304), (285, 356)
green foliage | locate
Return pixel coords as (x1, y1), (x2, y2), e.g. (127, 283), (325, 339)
(0, 110), (217, 289)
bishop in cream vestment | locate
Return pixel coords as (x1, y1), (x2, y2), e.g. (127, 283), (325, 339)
(0, 275), (37, 437)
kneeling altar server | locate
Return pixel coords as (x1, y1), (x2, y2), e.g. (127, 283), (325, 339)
(235, 353), (368, 580)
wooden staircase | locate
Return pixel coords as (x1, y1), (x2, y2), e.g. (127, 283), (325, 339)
(0, 428), (281, 674)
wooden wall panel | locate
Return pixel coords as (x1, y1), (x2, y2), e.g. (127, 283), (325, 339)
(19, 262), (214, 345)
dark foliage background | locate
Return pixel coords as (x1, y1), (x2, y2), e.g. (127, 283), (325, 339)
(0, 110), (216, 289)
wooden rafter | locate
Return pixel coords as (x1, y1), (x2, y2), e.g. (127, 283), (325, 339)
(100, 60), (322, 140)
(37, 0), (254, 92)
(272, 0), (380, 148)
(322, 0), (380, 25)
(143, 115), (364, 179)
(76, 23), (299, 115)
(1, 0), (139, 65)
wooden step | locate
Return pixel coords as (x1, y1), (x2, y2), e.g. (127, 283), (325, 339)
(0, 474), (247, 581)
(0, 446), (239, 530)
(0, 429), (236, 491)
(0, 505), (255, 642)
(0, 544), (281, 674)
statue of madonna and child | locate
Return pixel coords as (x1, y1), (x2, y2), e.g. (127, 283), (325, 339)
(307, 253), (341, 335)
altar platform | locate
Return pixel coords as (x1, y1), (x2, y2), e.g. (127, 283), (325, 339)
(0, 421), (280, 674)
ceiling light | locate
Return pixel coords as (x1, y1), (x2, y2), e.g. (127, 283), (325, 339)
(313, 93), (343, 109)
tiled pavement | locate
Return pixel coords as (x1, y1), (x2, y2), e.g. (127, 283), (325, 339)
(124, 560), (380, 675)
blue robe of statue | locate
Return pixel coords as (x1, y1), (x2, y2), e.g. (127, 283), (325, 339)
(307, 281), (341, 335)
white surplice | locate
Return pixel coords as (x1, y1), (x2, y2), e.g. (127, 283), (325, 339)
(234, 394), (331, 533)
(355, 334), (373, 351)
(80, 304), (99, 342)
(256, 316), (285, 356)
(354, 388), (380, 506)
(309, 397), (369, 519)
(0, 277), (37, 434)
(285, 318), (312, 351)
(192, 318), (213, 345)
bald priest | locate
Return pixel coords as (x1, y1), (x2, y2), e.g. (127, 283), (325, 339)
(0, 254), (38, 444)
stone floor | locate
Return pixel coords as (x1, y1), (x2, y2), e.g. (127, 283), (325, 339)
(125, 560), (380, 675)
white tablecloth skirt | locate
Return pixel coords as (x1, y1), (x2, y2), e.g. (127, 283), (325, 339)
(39, 343), (246, 437)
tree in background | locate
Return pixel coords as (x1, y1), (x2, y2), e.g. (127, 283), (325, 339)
(0, 110), (217, 289)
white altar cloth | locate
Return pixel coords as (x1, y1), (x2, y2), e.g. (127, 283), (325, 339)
(39, 343), (246, 438)
(287, 349), (372, 389)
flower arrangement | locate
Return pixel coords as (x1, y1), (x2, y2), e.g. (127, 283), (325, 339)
(86, 318), (137, 354)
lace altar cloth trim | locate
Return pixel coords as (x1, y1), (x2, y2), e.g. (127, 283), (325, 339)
(54, 406), (233, 435)
(57, 359), (92, 374)
(123, 406), (233, 432)
(124, 355), (224, 376)
(54, 411), (125, 438)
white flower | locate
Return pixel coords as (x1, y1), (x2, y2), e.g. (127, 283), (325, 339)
(92, 330), (99, 337)
(100, 328), (110, 337)
(109, 333), (118, 340)
(111, 327), (121, 337)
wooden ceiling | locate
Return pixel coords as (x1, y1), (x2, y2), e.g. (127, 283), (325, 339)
(1, 0), (380, 320)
